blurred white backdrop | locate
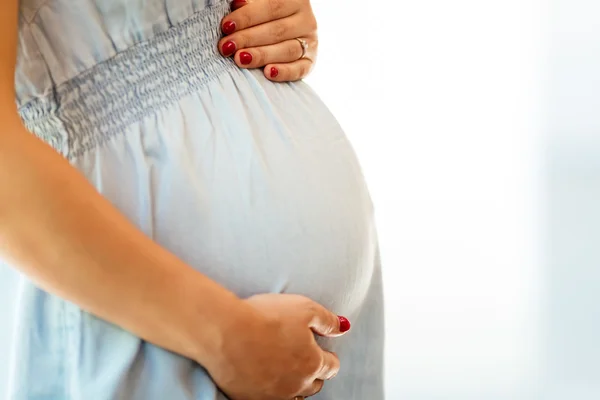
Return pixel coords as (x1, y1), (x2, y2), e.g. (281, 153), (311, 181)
(307, 0), (596, 399)
(2, 1), (600, 399)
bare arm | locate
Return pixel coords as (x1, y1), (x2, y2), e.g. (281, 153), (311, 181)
(0, 2), (249, 365)
(1, 5), (348, 399)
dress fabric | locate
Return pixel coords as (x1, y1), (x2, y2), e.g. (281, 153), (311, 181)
(8, 0), (385, 398)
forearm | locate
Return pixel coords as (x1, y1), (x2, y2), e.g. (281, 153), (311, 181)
(0, 112), (247, 365)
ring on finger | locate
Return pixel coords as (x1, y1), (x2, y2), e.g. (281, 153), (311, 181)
(295, 37), (309, 60)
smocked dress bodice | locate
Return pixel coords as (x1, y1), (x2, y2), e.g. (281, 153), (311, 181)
(7, 1), (385, 399)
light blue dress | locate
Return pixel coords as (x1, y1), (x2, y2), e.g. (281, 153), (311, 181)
(8, 0), (385, 398)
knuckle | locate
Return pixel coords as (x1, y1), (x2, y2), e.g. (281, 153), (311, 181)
(255, 48), (267, 65)
(270, 21), (287, 41)
(231, 33), (246, 48)
(237, 12), (253, 30)
(268, 0), (286, 16)
(305, 355), (323, 376)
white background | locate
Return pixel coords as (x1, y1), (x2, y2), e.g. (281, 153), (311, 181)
(307, 0), (598, 399)
(2, 0), (600, 399)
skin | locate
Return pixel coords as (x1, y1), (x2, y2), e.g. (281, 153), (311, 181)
(0, 1), (342, 399)
(221, 0), (319, 82)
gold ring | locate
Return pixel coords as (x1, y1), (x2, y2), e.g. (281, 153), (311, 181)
(295, 38), (308, 59)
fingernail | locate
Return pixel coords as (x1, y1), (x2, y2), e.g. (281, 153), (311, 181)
(338, 316), (351, 333)
(222, 21), (236, 35)
(232, 0), (248, 7)
(240, 51), (253, 65)
(222, 41), (236, 56)
(270, 67), (279, 78)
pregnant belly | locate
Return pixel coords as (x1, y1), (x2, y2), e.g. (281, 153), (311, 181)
(82, 71), (376, 316)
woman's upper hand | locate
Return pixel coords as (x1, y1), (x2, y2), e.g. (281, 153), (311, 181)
(204, 294), (350, 400)
(219, 0), (318, 82)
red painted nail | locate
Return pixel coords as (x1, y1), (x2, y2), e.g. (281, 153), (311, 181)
(338, 316), (351, 333)
(222, 21), (236, 35)
(222, 41), (236, 56)
(232, 0), (248, 8)
(240, 52), (253, 65)
(270, 67), (279, 78)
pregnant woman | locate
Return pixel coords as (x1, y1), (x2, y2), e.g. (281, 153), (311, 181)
(0, 0), (384, 399)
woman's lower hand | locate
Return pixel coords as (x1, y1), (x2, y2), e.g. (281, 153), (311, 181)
(205, 293), (350, 400)
(219, 0), (319, 82)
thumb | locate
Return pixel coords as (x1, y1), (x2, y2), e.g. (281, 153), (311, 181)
(308, 304), (351, 337)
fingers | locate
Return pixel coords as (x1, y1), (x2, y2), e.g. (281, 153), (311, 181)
(296, 350), (339, 397)
(317, 350), (341, 380)
(263, 59), (313, 82)
(226, 38), (317, 81)
(224, 0), (299, 32)
(219, 14), (311, 54)
(295, 351), (338, 397)
(297, 379), (325, 398)
(220, 0), (319, 82)
(307, 303), (351, 337)
(229, 37), (307, 67)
